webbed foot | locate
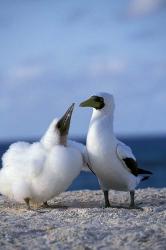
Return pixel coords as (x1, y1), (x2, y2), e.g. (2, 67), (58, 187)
(129, 204), (143, 210)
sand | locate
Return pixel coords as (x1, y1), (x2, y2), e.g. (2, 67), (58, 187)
(0, 188), (166, 250)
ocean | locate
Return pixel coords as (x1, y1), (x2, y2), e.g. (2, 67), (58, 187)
(0, 136), (165, 191)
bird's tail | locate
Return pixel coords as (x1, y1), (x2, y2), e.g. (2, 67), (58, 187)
(141, 176), (151, 182)
(138, 168), (152, 182)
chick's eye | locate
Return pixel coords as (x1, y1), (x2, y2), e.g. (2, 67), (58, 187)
(56, 122), (61, 129)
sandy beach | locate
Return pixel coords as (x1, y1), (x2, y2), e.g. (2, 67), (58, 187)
(0, 188), (166, 249)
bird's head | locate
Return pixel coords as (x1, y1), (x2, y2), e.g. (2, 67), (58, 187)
(41, 103), (75, 148)
(80, 92), (115, 114)
(55, 103), (75, 138)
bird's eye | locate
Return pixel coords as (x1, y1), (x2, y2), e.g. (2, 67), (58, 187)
(92, 96), (102, 102)
(56, 122), (61, 129)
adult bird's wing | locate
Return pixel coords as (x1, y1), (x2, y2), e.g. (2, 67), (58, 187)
(68, 140), (95, 174)
(116, 142), (152, 177)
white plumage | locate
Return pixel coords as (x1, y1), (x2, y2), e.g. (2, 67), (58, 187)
(86, 119), (140, 192)
(80, 92), (152, 208)
(68, 140), (90, 171)
(0, 104), (83, 208)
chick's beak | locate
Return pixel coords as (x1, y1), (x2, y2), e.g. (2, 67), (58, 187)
(57, 103), (75, 136)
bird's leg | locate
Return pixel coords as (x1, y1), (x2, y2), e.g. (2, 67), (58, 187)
(24, 198), (31, 210)
(129, 191), (135, 208)
(129, 191), (143, 210)
(103, 190), (111, 208)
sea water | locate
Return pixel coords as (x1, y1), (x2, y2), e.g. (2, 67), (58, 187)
(0, 136), (165, 190)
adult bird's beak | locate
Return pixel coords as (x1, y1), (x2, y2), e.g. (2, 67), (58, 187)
(79, 97), (96, 108)
(80, 96), (104, 109)
(56, 103), (75, 136)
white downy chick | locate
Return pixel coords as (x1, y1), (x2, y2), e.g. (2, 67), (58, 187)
(0, 104), (83, 209)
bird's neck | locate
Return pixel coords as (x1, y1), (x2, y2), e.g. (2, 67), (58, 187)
(59, 136), (67, 146)
(90, 109), (114, 136)
(41, 131), (67, 150)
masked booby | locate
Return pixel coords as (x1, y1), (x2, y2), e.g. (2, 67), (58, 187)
(80, 93), (152, 209)
(0, 104), (83, 209)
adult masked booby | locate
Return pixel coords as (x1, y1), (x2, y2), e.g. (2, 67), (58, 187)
(0, 104), (83, 209)
(80, 92), (152, 209)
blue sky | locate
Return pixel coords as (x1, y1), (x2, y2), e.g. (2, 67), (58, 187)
(0, 0), (166, 140)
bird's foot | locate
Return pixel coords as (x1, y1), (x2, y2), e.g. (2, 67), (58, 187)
(103, 202), (111, 209)
(129, 204), (143, 210)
